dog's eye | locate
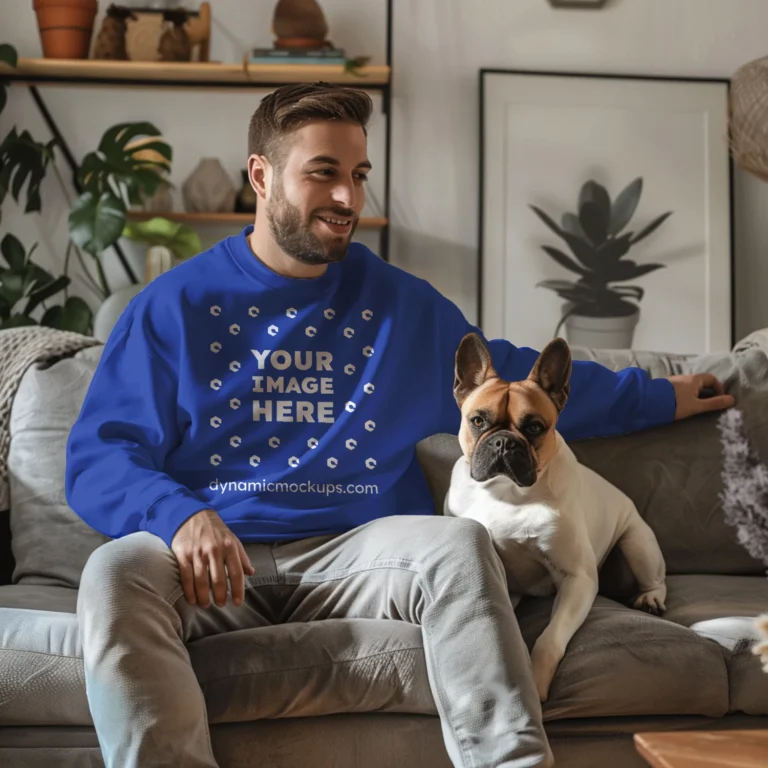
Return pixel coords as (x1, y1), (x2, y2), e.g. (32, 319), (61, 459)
(525, 422), (544, 437)
(470, 416), (484, 428)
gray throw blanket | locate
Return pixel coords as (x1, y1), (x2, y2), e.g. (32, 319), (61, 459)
(0, 326), (102, 510)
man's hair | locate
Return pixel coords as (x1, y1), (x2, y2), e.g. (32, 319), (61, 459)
(248, 82), (373, 170)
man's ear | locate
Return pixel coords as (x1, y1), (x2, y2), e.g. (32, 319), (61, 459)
(528, 337), (572, 412)
(248, 154), (271, 202)
(454, 333), (498, 407)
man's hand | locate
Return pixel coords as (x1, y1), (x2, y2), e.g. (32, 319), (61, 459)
(171, 508), (255, 609)
(667, 373), (735, 421)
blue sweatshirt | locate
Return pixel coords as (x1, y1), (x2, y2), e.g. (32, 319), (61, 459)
(65, 227), (676, 548)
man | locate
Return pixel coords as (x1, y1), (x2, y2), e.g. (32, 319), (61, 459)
(66, 82), (733, 768)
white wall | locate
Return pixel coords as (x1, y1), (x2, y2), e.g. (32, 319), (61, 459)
(3, 0), (768, 344)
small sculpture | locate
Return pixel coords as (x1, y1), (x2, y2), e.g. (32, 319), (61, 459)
(272, 0), (329, 48)
(183, 159), (236, 213)
(93, 4), (137, 60)
(158, 8), (191, 62)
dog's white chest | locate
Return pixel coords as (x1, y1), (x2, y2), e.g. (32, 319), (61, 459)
(445, 467), (564, 596)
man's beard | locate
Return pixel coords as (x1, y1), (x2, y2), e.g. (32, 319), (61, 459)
(266, 183), (357, 266)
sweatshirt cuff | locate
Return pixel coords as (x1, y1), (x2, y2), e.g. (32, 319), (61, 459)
(144, 488), (210, 548)
(639, 376), (677, 429)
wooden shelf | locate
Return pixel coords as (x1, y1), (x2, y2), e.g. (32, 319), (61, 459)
(126, 211), (388, 228)
(0, 58), (390, 89)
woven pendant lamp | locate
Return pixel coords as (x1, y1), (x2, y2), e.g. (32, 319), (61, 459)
(731, 55), (768, 181)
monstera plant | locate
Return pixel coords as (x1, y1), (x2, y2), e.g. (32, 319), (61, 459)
(0, 41), (172, 333)
(531, 177), (672, 348)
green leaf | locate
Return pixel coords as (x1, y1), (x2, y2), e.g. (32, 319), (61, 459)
(579, 200), (608, 247)
(0, 128), (54, 213)
(59, 296), (92, 334)
(0, 268), (26, 305)
(579, 180), (611, 224)
(122, 217), (202, 260)
(40, 297), (92, 334)
(0, 44), (18, 68)
(610, 177), (643, 236)
(629, 211), (673, 245)
(69, 191), (127, 256)
(1, 233), (26, 270)
(40, 305), (62, 328)
(23, 275), (70, 316)
(1, 314), (38, 329)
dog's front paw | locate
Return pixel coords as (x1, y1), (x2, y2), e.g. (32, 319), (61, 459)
(633, 584), (667, 616)
(530, 636), (563, 703)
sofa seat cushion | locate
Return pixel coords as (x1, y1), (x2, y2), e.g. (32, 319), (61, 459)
(515, 593), (730, 721)
(662, 574), (768, 715)
(0, 585), (89, 727)
(0, 584), (436, 727)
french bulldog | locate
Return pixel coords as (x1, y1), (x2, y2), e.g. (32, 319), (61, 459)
(443, 332), (667, 703)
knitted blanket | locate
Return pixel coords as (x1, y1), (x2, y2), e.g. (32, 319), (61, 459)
(0, 326), (102, 511)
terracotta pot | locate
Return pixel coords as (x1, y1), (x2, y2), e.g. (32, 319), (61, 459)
(33, 0), (99, 59)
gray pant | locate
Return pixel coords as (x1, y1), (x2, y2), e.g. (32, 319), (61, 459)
(77, 514), (553, 768)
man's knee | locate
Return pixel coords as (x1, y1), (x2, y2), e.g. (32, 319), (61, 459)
(79, 531), (178, 602)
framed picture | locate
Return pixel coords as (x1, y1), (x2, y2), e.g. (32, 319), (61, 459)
(478, 69), (733, 355)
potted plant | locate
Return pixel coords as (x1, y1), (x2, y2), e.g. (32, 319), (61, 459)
(33, 0), (99, 59)
(531, 177), (671, 349)
(1, 41), (173, 333)
(122, 216), (202, 282)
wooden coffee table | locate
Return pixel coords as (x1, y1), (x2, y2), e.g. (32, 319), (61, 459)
(634, 730), (768, 768)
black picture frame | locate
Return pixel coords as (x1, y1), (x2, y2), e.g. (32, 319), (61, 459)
(478, 68), (735, 353)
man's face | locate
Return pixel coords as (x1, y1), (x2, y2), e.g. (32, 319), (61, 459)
(265, 119), (370, 265)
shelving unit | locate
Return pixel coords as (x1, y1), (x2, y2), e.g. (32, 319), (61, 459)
(126, 211), (388, 228)
(0, 0), (394, 277)
(1, 57), (390, 88)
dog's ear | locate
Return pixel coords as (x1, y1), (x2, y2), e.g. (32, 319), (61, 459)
(528, 337), (572, 412)
(454, 333), (498, 407)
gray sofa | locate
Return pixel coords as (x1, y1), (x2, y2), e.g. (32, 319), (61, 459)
(1, 335), (768, 768)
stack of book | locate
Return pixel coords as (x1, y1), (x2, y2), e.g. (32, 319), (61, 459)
(249, 47), (346, 66)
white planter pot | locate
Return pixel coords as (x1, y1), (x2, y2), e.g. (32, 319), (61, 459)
(564, 306), (640, 350)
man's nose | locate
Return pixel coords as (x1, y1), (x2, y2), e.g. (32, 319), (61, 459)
(332, 179), (356, 209)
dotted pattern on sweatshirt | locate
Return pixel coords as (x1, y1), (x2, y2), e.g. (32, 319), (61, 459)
(206, 303), (377, 472)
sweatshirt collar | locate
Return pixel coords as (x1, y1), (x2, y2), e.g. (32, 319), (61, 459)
(226, 226), (342, 298)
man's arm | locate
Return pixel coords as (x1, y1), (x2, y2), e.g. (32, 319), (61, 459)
(65, 308), (209, 547)
(66, 302), (255, 609)
(434, 291), (732, 441)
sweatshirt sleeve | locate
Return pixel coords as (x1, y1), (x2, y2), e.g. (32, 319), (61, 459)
(65, 301), (208, 548)
(434, 292), (677, 442)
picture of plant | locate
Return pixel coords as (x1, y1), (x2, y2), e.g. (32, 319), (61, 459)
(530, 177), (672, 346)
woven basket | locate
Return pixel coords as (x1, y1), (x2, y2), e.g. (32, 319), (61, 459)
(731, 55), (768, 181)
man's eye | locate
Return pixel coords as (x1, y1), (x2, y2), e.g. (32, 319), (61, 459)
(355, 173), (369, 182)
(314, 169), (333, 176)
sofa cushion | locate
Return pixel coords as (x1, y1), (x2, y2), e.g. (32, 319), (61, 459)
(0, 584), (89, 727)
(0, 583), (436, 727)
(568, 341), (768, 577)
(514, 592), (730, 721)
(8, 346), (109, 588)
(661, 574), (768, 715)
